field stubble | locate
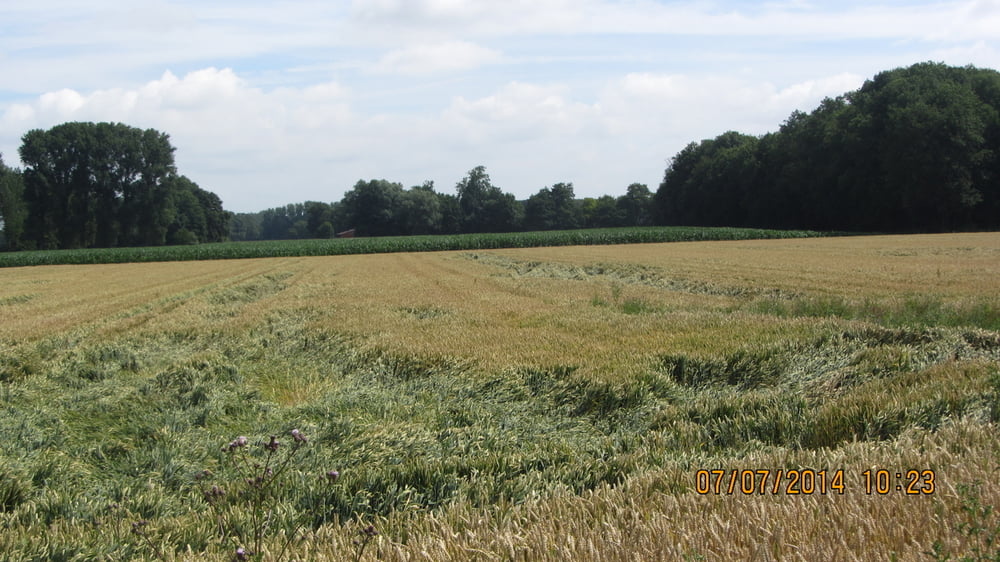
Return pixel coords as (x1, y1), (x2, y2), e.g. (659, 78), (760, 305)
(0, 233), (998, 560)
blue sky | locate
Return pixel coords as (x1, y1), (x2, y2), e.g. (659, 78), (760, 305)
(2, 0), (999, 213)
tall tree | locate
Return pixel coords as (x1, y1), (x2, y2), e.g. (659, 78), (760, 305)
(16, 122), (231, 248)
(398, 182), (444, 235)
(164, 175), (230, 244)
(617, 183), (653, 227)
(436, 192), (463, 234)
(655, 131), (759, 227)
(19, 122), (177, 248)
(259, 205), (297, 240)
(580, 195), (625, 228)
(524, 182), (580, 230)
(305, 201), (335, 238)
(230, 212), (263, 241)
(657, 62), (1000, 232)
(858, 63), (995, 230)
(340, 179), (404, 236)
(455, 166), (518, 232)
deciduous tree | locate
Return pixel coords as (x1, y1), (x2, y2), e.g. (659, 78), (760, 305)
(17, 122), (229, 248)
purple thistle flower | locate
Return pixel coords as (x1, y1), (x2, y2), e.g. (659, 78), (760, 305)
(131, 520), (150, 536)
(265, 435), (280, 451)
(325, 470), (340, 483)
(203, 484), (226, 503)
(291, 428), (307, 443)
(225, 436), (249, 451)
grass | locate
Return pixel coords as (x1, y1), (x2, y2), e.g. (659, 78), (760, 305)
(750, 294), (1000, 331)
(0, 226), (829, 268)
(0, 232), (998, 559)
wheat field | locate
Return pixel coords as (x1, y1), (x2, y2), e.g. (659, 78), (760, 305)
(0, 233), (997, 560)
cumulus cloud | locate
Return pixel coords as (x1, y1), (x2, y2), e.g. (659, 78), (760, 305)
(1, 0), (994, 211)
(932, 40), (1000, 69)
(444, 82), (599, 142)
(602, 71), (865, 137)
(928, 0), (1000, 41)
(429, 69), (868, 195)
(0, 68), (359, 210)
(0, 64), (901, 211)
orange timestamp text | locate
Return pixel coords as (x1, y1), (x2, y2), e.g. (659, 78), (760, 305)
(694, 469), (936, 495)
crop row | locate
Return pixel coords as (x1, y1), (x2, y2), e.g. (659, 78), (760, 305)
(0, 226), (829, 268)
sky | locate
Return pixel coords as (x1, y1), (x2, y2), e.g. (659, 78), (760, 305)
(1, 1), (999, 213)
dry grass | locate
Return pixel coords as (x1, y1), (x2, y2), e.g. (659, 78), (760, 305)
(4, 233), (995, 367)
(490, 233), (1000, 298)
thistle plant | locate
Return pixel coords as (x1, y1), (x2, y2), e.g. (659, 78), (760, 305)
(126, 429), (370, 560)
(353, 524), (379, 562)
(129, 519), (166, 561)
(195, 428), (326, 560)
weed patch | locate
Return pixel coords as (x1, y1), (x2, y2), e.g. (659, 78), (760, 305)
(473, 253), (796, 299)
(752, 294), (1000, 331)
(0, 294), (35, 306)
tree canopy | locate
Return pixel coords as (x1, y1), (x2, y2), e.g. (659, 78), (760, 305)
(11, 122), (229, 250)
(456, 166), (520, 233)
(524, 182), (580, 231)
(655, 62), (1000, 232)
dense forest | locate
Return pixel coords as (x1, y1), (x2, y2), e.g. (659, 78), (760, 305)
(228, 173), (654, 241)
(655, 62), (1000, 231)
(1, 62), (998, 251)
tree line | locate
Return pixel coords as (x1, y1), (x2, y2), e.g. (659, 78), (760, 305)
(231, 62), (1000, 241)
(654, 62), (1000, 231)
(0, 122), (228, 250)
(228, 170), (654, 241)
(2, 62), (998, 251)
(1, 123), (655, 249)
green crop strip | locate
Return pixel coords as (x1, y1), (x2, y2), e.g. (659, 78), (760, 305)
(0, 227), (832, 268)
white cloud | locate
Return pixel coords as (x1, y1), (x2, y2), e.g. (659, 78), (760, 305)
(139, 68), (247, 110)
(604, 73), (864, 136)
(431, 69), (866, 195)
(2, 1), (997, 212)
(928, 0), (1000, 41)
(373, 41), (504, 75)
(770, 73), (866, 110)
(0, 68), (359, 210)
(3, 1), (994, 95)
(444, 82), (600, 143)
(0, 64), (927, 211)
(932, 40), (1000, 69)
(351, 0), (487, 21)
(38, 89), (86, 116)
